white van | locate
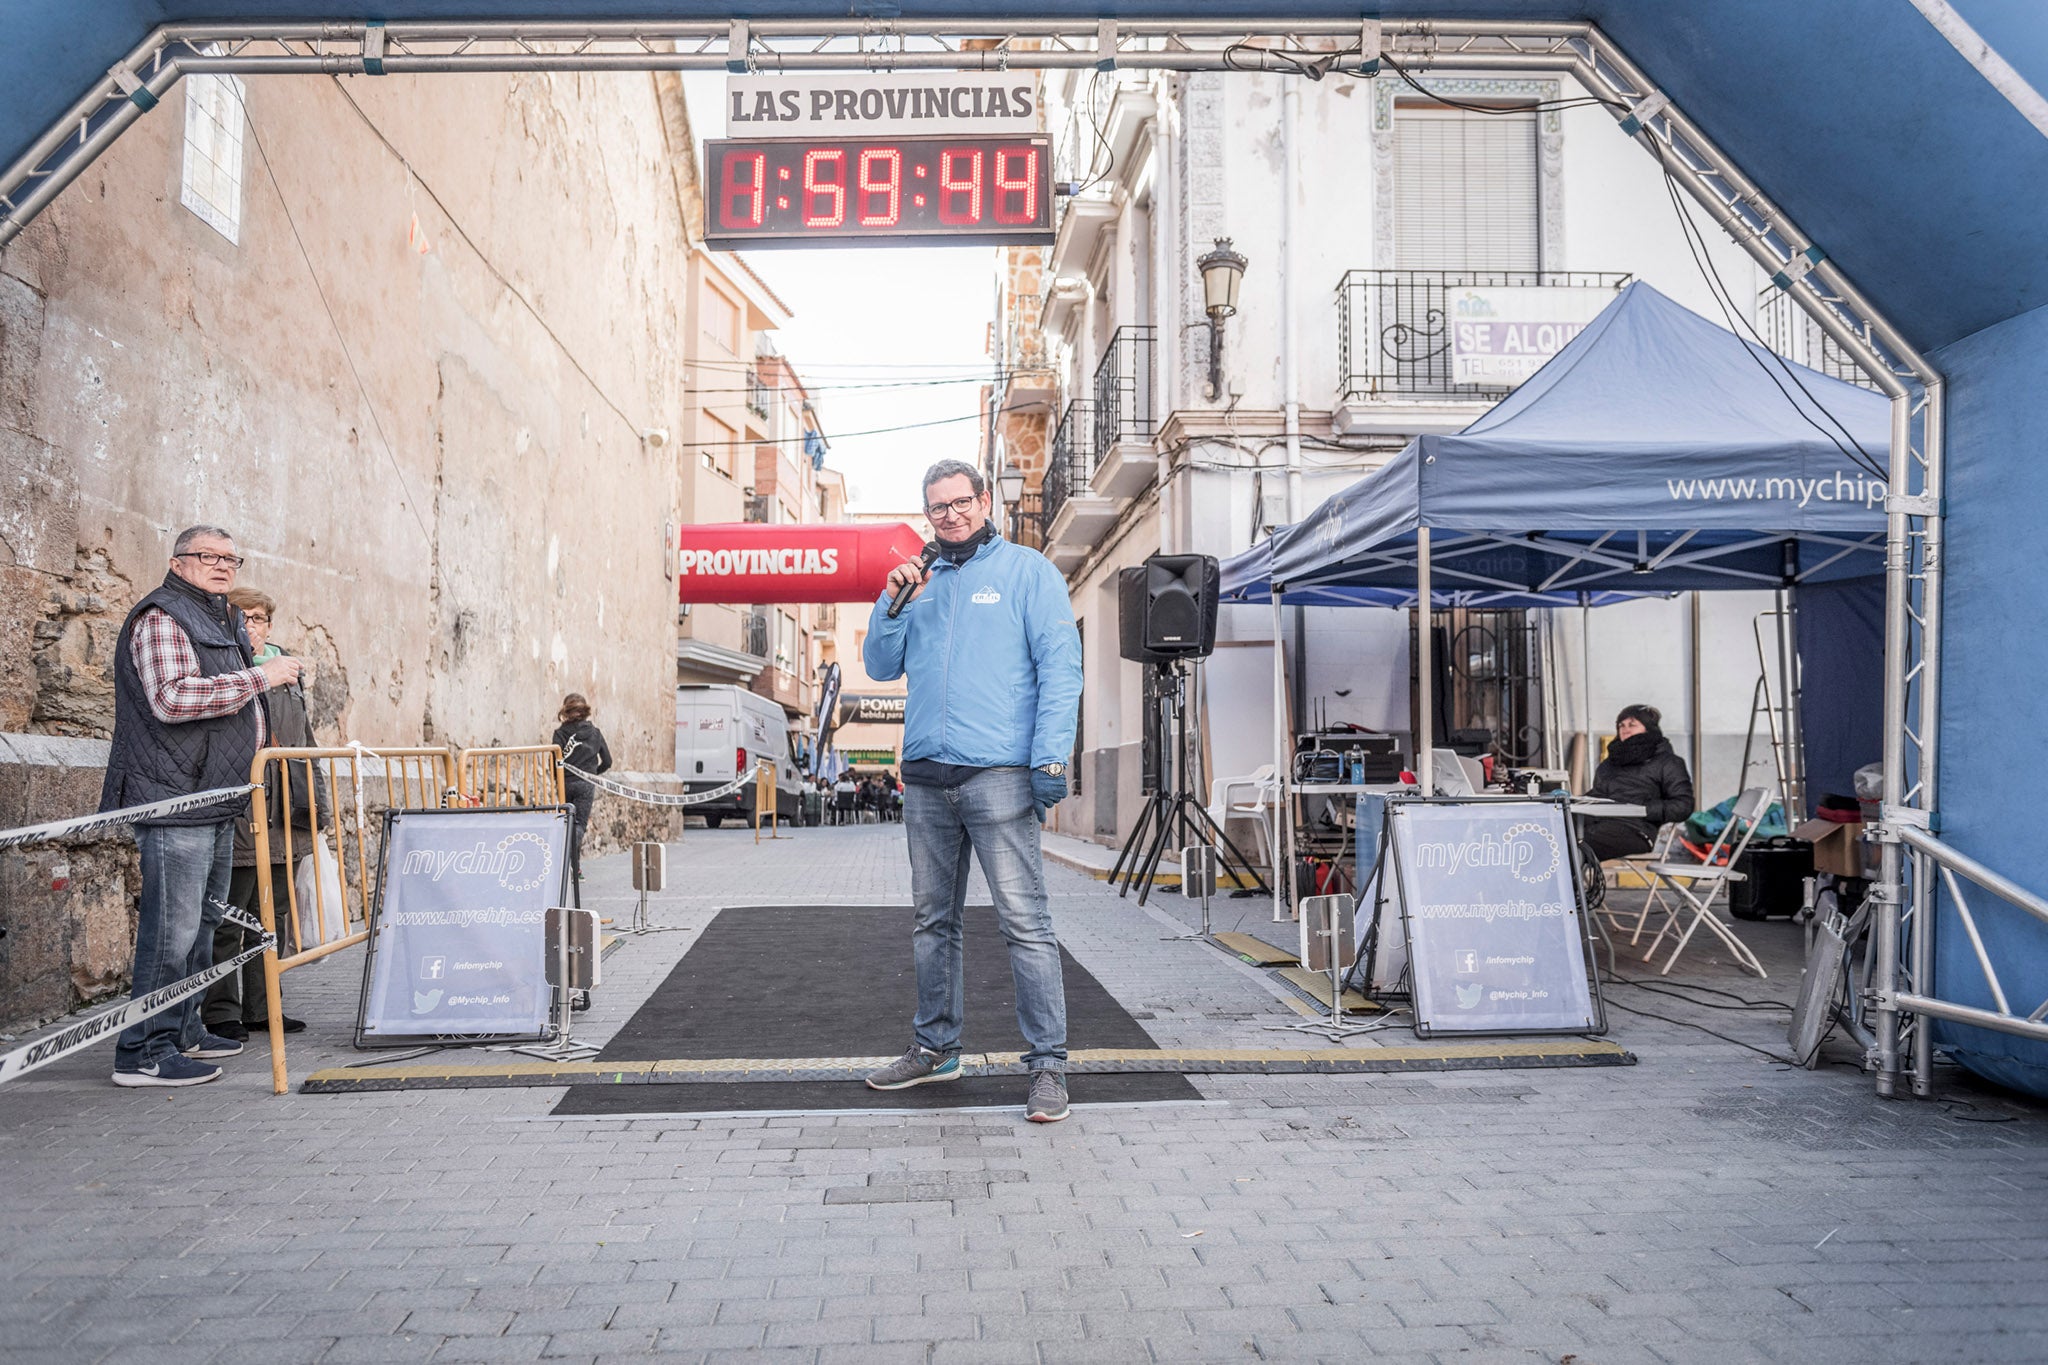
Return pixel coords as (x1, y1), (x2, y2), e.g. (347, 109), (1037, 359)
(675, 685), (803, 827)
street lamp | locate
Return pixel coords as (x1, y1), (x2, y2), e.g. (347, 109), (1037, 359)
(998, 460), (1027, 541)
(1197, 237), (1248, 401)
(998, 460), (1025, 505)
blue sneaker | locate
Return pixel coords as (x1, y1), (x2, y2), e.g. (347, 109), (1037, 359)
(112, 1054), (223, 1088)
(865, 1046), (961, 1090)
(181, 1032), (244, 1059)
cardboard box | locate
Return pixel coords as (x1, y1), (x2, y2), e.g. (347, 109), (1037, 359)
(1794, 817), (1869, 879)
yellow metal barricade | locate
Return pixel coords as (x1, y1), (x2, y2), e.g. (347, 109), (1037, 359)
(456, 745), (567, 808)
(248, 744), (458, 1093)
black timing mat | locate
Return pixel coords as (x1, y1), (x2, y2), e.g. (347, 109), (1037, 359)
(551, 905), (1199, 1115)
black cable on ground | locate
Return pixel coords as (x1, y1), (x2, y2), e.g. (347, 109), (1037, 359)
(1604, 971), (1794, 1012)
(1600, 996), (1801, 1066)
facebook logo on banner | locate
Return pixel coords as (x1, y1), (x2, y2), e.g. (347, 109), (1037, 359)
(420, 956), (446, 980)
(1454, 949), (1479, 975)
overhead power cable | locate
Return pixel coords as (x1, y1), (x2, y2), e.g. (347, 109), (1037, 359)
(691, 401), (1046, 448)
(327, 77), (646, 442)
(231, 88), (433, 550)
(1657, 163), (1889, 484)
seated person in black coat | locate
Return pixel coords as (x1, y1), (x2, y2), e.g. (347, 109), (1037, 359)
(1581, 703), (1694, 863)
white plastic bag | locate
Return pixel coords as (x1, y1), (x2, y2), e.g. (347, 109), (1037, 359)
(293, 835), (348, 949)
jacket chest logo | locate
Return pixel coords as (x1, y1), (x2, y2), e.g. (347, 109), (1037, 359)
(970, 587), (1001, 605)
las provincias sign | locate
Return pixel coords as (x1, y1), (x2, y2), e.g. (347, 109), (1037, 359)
(677, 521), (926, 605)
(724, 73), (1038, 137)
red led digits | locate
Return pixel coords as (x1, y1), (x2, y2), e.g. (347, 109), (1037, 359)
(802, 148), (847, 228)
(857, 147), (903, 228)
(707, 136), (1049, 242)
(720, 150), (766, 228)
(992, 145), (1038, 225)
(937, 147), (983, 225)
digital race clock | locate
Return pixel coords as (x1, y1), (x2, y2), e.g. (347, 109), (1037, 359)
(703, 135), (1054, 250)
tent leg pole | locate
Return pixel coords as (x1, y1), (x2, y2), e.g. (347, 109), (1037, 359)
(1580, 597), (1593, 793)
(1417, 528), (1433, 796)
(1689, 593), (1704, 805)
(1272, 592), (1289, 923)
(1776, 587), (1804, 815)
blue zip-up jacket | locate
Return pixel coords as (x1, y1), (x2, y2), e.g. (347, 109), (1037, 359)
(863, 533), (1082, 770)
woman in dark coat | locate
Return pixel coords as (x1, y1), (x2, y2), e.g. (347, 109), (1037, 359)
(1582, 703), (1694, 862)
(553, 693), (612, 898)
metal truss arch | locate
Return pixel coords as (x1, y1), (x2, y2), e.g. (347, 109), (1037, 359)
(0, 12), (1960, 1097)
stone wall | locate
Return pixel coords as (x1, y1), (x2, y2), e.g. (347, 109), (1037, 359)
(0, 69), (708, 1030)
(0, 736), (136, 1033)
(0, 69), (698, 759)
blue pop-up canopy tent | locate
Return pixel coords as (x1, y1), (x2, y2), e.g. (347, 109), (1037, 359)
(1222, 279), (1890, 927)
(1224, 282), (1892, 606)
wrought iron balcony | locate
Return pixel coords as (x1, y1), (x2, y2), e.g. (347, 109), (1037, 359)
(1092, 325), (1157, 450)
(741, 608), (770, 658)
(1335, 270), (1631, 403)
(745, 367), (772, 420)
(1008, 490), (1045, 551)
(1041, 400), (1098, 531)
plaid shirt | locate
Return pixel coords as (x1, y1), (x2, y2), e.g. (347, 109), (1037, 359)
(132, 607), (269, 748)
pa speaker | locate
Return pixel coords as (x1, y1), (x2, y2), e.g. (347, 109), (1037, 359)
(1118, 553), (1219, 663)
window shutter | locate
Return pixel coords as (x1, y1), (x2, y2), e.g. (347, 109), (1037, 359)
(1394, 106), (1540, 272)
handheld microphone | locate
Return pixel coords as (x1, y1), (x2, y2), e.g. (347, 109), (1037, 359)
(886, 542), (942, 619)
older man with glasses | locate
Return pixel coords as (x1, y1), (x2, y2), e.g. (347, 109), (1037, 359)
(861, 460), (1084, 1122)
(102, 524), (301, 1088)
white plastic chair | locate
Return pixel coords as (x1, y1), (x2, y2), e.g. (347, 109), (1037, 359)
(1208, 765), (1278, 869)
(1640, 787), (1773, 978)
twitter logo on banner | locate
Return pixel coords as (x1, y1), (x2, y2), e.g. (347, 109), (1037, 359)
(1454, 982), (1484, 1009)
(412, 988), (443, 1014)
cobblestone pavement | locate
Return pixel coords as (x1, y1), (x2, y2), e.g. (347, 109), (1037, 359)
(4, 822), (2047, 1364)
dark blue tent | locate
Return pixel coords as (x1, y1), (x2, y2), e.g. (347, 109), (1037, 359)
(1223, 282), (1890, 603)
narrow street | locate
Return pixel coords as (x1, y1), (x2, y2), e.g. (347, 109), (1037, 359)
(4, 824), (2045, 1364)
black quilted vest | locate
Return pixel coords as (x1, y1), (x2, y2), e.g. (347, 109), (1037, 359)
(99, 572), (265, 827)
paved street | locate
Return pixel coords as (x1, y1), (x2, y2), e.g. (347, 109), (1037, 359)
(3, 822), (2047, 1364)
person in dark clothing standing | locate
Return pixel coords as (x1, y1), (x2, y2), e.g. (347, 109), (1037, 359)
(104, 525), (300, 1088)
(553, 693), (612, 901)
(204, 586), (319, 1043)
(1581, 703), (1695, 862)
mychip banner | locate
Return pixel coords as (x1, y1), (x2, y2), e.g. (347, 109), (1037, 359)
(1386, 798), (1601, 1036)
(356, 807), (571, 1044)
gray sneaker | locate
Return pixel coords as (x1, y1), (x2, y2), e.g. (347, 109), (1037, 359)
(1026, 1069), (1069, 1123)
(865, 1046), (961, 1091)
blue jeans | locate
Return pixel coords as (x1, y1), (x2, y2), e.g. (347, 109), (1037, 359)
(904, 767), (1067, 1071)
(115, 820), (235, 1069)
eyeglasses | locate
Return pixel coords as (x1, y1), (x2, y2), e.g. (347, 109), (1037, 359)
(924, 494), (981, 522)
(175, 551), (245, 569)
(243, 613), (270, 625)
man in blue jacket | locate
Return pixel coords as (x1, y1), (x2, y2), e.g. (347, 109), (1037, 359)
(862, 459), (1083, 1122)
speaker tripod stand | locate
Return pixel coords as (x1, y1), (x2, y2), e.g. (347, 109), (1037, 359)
(1110, 659), (1269, 907)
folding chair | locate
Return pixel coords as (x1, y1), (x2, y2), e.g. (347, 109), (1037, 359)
(1640, 787), (1773, 978)
(1600, 822), (1682, 947)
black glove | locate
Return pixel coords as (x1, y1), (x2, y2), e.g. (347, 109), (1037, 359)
(1031, 767), (1067, 819)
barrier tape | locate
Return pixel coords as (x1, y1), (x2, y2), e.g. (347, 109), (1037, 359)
(0, 928), (276, 1086)
(0, 785), (256, 851)
(564, 762), (762, 809)
(211, 897), (266, 936)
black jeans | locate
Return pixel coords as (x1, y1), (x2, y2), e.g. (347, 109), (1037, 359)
(567, 785), (595, 903)
(204, 863), (285, 1027)
(1581, 817), (1655, 863)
